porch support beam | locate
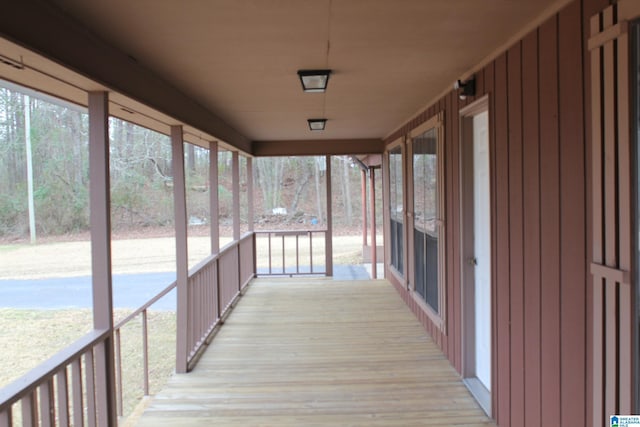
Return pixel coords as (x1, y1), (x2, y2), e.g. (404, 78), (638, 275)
(253, 139), (384, 156)
(325, 155), (333, 276)
(172, 125), (189, 373)
(370, 167), (377, 279)
(210, 142), (220, 254)
(247, 157), (254, 232)
(232, 151), (240, 241)
(88, 91), (117, 425)
(361, 170), (368, 248)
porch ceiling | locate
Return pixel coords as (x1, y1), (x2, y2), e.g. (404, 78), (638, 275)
(12, 0), (566, 147)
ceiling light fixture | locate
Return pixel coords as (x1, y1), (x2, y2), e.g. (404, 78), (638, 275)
(297, 69), (332, 92)
(308, 118), (327, 131)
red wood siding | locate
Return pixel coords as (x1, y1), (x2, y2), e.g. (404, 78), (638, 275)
(522, 28), (541, 427)
(384, 0), (603, 425)
(588, 2), (637, 424)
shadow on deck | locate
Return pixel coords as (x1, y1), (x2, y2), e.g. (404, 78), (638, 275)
(135, 278), (495, 426)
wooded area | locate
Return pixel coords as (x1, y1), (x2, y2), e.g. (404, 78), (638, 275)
(0, 84), (380, 241)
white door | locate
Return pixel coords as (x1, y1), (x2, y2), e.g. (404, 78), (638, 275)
(472, 111), (491, 391)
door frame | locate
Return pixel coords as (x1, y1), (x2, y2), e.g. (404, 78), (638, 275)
(459, 95), (492, 417)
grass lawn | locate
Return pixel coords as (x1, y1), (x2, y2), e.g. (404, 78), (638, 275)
(0, 308), (176, 420)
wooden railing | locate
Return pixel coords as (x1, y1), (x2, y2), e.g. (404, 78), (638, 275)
(254, 230), (327, 276)
(186, 232), (255, 365)
(0, 232), (257, 426)
(0, 329), (112, 427)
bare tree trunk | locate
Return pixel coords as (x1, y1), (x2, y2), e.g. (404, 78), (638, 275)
(187, 143), (195, 173)
(290, 168), (312, 213)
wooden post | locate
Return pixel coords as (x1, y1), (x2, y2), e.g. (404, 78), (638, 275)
(247, 157), (254, 232)
(361, 170), (367, 248)
(325, 155), (333, 276)
(172, 125), (189, 373)
(370, 167), (377, 279)
(382, 152), (390, 279)
(88, 91), (117, 425)
(210, 142), (219, 254)
(247, 157), (256, 276)
(232, 151), (240, 241)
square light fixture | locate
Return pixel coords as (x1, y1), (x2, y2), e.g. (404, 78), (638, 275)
(308, 118), (327, 131)
(297, 69), (332, 92)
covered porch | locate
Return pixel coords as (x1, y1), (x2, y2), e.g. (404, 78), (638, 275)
(135, 278), (494, 426)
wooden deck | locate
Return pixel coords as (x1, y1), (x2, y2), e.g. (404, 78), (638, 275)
(135, 278), (495, 426)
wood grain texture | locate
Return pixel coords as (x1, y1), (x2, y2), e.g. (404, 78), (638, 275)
(507, 41), (525, 427)
(538, 15), (561, 427)
(493, 52), (511, 427)
(136, 278), (495, 427)
(522, 28), (542, 427)
(558, 3), (587, 426)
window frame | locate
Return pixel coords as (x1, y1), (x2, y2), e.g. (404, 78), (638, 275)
(386, 137), (406, 283)
(408, 112), (446, 331)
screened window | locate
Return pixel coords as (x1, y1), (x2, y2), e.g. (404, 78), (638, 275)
(411, 116), (445, 318)
(413, 129), (439, 311)
(389, 145), (404, 274)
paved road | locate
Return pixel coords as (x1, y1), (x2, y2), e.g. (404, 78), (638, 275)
(0, 272), (176, 310)
(0, 265), (370, 310)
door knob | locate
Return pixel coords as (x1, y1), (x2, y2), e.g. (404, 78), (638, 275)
(467, 257), (477, 266)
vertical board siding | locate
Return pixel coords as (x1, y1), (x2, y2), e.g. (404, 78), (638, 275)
(522, 29), (542, 427)
(384, 1), (592, 425)
(507, 42), (525, 427)
(493, 51), (511, 427)
(539, 15), (563, 427)
(483, 60), (498, 421)
(449, 90), (462, 373)
(558, 3), (587, 427)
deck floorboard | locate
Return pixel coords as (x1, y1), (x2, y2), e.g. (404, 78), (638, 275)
(136, 278), (495, 426)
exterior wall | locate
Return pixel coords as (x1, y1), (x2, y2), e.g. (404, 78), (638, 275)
(383, 0), (609, 425)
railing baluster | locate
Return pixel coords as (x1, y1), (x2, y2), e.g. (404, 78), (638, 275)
(85, 350), (96, 427)
(216, 258), (222, 322)
(142, 310), (150, 396)
(268, 232), (272, 274)
(189, 279), (194, 354)
(71, 358), (84, 427)
(39, 379), (54, 427)
(296, 234), (300, 274)
(21, 390), (38, 427)
(56, 368), (70, 427)
(281, 234), (286, 275)
(310, 232), (314, 273)
(199, 273), (203, 342)
(114, 329), (123, 417)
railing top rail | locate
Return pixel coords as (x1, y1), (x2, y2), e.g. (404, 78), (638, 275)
(114, 281), (177, 329)
(254, 229), (328, 236)
(189, 254), (219, 277)
(239, 232), (254, 241)
(0, 328), (110, 409)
